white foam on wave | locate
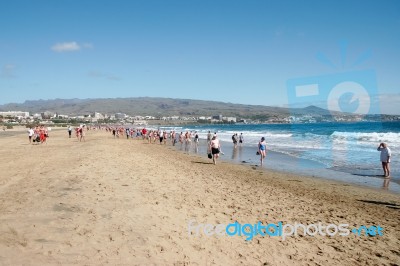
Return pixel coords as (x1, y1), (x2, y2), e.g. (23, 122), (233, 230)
(330, 131), (400, 144)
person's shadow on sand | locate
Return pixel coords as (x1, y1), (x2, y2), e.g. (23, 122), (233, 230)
(191, 161), (213, 165)
(357, 199), (400, 209)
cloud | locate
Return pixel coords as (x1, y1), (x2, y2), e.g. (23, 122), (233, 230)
(0, 64), (16, 78)
(87, 71), (121, 81)
(51, 42), (93, 52)
(51, 42), (81, 52)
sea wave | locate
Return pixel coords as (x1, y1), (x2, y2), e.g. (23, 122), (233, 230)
(330, 131), (400, 144)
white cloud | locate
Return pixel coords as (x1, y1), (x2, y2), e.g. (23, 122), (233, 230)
(51, 42), (81, 52)
(51, 41), (93, 52)
(0, 64), (16, 78)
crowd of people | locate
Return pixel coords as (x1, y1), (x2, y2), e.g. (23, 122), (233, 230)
(104, 127), (202, 149)
(27, 125), (50, 144)
(25, 124), (392, 177)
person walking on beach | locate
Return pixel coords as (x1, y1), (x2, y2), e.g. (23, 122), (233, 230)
(194, 131), (199, 153)
(232, 133), (238, 148)
(33, 126), (40, 144)
(126, 127), (130, 140)
(209, 135), (221, 165)
(377, 142), (391, 177)
(178, 132), (184, 148)
(79, 125), (86, 142)
(171, 131), (176, 146)
(184, 131), (192, 152)
(142, 128), (147, 140)
(207, 131), (212, 145)
(28, 127), (34, 144)
(39, 126), (47, 144)
(239, 133), (244, 146)
(68, 126), (72, 138)
(258, 137), (267, 166)
(163, 131), (167, 145)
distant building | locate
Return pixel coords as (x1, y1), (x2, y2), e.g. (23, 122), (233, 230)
(93, 112), (104, 119)
(115, 113), (127, 119)
(134, 120), (148, 126)
(223, 117), (237, 123)
(33, 113), (42, 119)
(0, 111), (30, 118)
(212, 114), (223, 121)
(41, 111), (54, 119)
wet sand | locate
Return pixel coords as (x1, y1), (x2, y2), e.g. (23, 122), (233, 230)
(0, 129), (399, 265)
(176, 140), (400, 193)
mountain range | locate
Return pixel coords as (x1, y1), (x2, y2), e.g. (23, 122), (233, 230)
(0, 97), (346, 119)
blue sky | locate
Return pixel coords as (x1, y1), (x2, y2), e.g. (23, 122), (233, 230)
(1, 0), (399, 114)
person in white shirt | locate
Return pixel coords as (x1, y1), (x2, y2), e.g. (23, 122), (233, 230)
(377, 142), (391, 177)
(239, 133), (244, 146)
(28, 128), (34, 144)
(68, 126), (72, 138)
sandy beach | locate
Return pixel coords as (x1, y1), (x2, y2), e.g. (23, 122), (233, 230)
(0, 128), (399, 265)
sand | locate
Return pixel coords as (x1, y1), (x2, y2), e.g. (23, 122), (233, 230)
(0, 128), (399, 265)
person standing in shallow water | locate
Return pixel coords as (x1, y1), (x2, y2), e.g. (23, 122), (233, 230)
(239, 133), (244, 146)
(258, 137), (267, 166)
(377, 142), (391, 177)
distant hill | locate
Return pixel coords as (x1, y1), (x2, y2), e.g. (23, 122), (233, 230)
(0, 97), (339, 119)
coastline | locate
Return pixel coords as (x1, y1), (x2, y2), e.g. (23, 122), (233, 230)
(173, 138), (400, 194)
(0, 129), (399, 264)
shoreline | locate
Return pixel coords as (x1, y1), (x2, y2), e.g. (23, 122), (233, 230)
(172, 138), (400, 194)
(3, 126), (399, 193)
(0, 129), (399, 264)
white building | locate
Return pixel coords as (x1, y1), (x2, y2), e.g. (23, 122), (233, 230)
(115, 113), (127, 119)
(94, 112), (105, 119)
(223, 117), (237, 123)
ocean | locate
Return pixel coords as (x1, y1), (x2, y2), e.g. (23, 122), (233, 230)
(157, 122), (400, 192)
